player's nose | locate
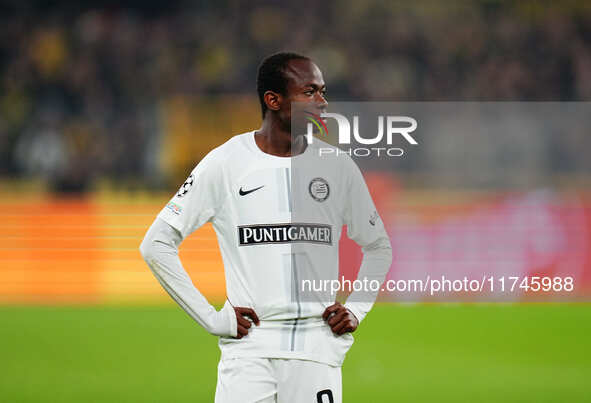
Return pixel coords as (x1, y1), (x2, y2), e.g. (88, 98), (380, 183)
(314, 99), (328, 114)
(316, 96), (328, 111)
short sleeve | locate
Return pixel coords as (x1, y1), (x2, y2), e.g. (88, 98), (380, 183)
(157, 151), (225, 239)
(343, 158), (387, 248)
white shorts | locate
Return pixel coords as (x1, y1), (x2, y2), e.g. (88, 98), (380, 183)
(214, 357), (341, 403)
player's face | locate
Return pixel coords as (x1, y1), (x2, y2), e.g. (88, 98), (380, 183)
(281, 59), (328, 134)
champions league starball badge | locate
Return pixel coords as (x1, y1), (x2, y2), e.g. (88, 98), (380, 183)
(308, 177), (330, 202)
(177, 174), (195, 197)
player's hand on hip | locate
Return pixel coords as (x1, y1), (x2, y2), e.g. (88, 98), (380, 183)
(322, 302), (359, 335)
(233, 307), (260, 339)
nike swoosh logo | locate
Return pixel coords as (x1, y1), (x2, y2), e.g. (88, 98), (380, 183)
(239, 185), (264, 196)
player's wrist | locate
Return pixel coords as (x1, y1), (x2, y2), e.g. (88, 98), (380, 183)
(343, 302), (365, 324)
(206, 300), (237, 337)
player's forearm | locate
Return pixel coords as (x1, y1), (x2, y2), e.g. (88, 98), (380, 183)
(139, 218), (237, 337)
(344, 236), (392, 323)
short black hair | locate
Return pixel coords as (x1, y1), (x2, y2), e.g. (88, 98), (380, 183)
(257, 52), (310, 118)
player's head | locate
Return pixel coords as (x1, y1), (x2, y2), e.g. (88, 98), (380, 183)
(257, 52), (327, 131)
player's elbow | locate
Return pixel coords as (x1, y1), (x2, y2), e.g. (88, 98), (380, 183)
(385, 243), (393, 266)
(378, 240), (393, 267)
(139, 231), (169, 263)
(139, 220), (181, 264)
(364, 236), (392, 258)
(139, 234), (155, 262)
(384, 237), (393, 260)
(381, 238), (392, 254)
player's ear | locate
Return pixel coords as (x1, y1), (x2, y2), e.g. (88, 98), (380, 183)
(263, 90), (282, 113)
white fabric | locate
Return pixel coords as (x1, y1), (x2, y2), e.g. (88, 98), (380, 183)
(344, 237), (393, 323)
(215, 358), (342, 403)
(141, 131), (392, 366)
(140, 219), (237, 337)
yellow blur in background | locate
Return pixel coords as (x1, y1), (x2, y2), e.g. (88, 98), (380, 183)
(0, 189), (225, 304)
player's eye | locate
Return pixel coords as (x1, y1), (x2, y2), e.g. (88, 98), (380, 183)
(304, 90), (314, 96)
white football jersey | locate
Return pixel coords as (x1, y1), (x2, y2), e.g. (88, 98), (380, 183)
(157, 131), (389, 366)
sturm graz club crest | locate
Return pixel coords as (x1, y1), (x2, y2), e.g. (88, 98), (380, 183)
(309, 177), (329, 202)
(177, 174), (195, 197)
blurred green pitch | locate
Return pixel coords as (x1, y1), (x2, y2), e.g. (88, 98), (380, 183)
(1, 303), (589, 402)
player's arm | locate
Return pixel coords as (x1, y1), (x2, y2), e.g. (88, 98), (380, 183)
(140, 152), (259, 339)
(323, 161), (393, 335)
(140, 218), (258, 338)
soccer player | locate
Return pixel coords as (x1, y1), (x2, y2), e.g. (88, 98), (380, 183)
(140, 52), (392, 403)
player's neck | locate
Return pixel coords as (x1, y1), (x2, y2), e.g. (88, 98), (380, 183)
(255, 119), (306, 157)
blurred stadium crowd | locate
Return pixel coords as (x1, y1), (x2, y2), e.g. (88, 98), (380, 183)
(1, 1), (590, 192)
